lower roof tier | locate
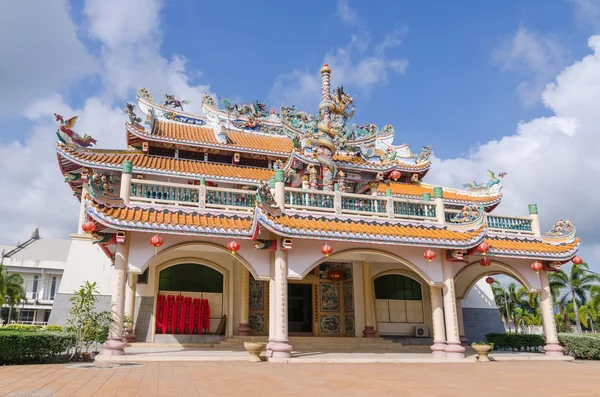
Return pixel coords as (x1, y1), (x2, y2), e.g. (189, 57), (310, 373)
(86, 199), (579, 261)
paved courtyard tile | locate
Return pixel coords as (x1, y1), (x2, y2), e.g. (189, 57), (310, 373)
(0, 360), (598, 396)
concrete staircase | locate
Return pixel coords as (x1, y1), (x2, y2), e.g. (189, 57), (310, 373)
(216, 336), (413, 352)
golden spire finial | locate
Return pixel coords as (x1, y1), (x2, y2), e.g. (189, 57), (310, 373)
(320, 63), (331, 74)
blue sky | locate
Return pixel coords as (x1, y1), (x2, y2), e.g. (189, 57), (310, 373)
(1, 0), (600, 275)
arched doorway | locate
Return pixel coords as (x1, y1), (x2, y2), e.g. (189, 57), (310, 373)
(155, 263), (225, 337)
(373, 274), (426, 336)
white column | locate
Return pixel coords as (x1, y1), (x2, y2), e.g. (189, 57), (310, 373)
(362, 261), (376, 337)
(270, 247), (293, 358)
(237, 267), (251, 336)
(77, 173), (90, 235)
(433, 187), (446, 225)
(430, 286), (447, 356)
(266, 254), (276, 357)
(103, 239), (129, 356)
(528, 204), (541, 237)
(123, 273), (137, 342)
(120, 160), (133, 204)
(38, 269), (46, 301)
(352, 261), (365, 337)
(456, 299), (467, 345)
(539, 269), (564, 356)
(274, 169), (285, 211)
(442, 257), (465, 358)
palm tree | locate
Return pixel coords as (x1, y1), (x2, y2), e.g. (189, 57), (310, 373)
(491, 281), (538, 332)
(0, 265), (25, 325)
(549, 263), (600, 333)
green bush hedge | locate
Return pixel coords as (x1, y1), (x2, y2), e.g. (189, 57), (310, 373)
(0, 331), (75, 364)
(558, 333), (600, 360)
(485, 333), (546, 352)
(0, 324), (43, 332)
(44, 325), (63, 332)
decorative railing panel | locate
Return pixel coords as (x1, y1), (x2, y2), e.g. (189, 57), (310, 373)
(392, 199), (436, 219)
(285, 188), (335, 212)
(340, 193), (387, 214)
(206, 187), (255, 209)
(487, 215), (533, 233)
(131, 180), (200, 207)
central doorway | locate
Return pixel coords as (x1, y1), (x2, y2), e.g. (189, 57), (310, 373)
(288, 284), (313, 334)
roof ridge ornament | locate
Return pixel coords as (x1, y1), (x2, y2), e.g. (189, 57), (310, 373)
(54, 113), (97, 148)
(462, 170), (507, 195)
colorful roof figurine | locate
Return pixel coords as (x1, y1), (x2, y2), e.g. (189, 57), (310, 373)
(54, 63), (580, 263)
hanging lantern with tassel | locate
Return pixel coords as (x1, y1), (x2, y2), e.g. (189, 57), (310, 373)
(150, 235), (163, 256)
(477, 242), (489, 256)
(531, 261), (544, 274)
(572, 256), (583, 266)
(479, 257), (491, 268)
(485, 276), (495, 285)
(424, 249), (436, 263)
(227, 240), (241, 256)
(321, 243), (333, 257)
(81, 220), (96, 235)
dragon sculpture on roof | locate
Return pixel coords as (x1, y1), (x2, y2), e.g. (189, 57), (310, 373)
(54, 114), (97, 148)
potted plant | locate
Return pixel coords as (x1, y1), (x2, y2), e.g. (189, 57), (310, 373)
(66, 282), (98, 361)
(243, 338), (267, 362)
(471, 341), (494, 362)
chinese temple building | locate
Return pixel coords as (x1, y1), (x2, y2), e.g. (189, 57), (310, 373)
(54, 64), (580, 358)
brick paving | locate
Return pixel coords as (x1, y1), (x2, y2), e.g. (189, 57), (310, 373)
(0, 360), (598, 396)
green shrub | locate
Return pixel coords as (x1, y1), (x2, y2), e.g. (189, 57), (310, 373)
(558, 333), (600, 360)
(485, 333), (546, 352)
(0, 331), (75, 364)
(44, 325), (63, 332)
(1, 324), (42, 332)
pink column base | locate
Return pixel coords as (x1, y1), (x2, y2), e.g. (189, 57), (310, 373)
(363, 326), (376, 338)
(270, 340), (293, 358)
(544, 343), (564, 356)
(430, 340), (447, 357)
(444, 342), (466, 359)
(237, 323), (252, 336)
(102, 338), (128, 356)
(265, 339), (274, 357)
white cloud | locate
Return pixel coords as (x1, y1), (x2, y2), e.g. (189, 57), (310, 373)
(268, 3), (408, 111)
(428, 35), (600, 269)
(571, 0), (600, 30)
(0, 0), (211, 243)
(0, 0), (97, 116)
(493, 28), (569, 107)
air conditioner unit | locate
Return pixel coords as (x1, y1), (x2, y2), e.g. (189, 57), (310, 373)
(414, 326), (429, 338)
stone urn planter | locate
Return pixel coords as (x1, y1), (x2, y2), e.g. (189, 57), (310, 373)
(471, 343), (493, 362)
(244, 341), (267, 363)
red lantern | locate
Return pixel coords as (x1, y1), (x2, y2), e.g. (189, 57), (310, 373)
(424, 249), (436, 263)
(479, 257), (491, 268)
(477, 242), (489, 256)
(531, 261), (544, 274)
(389, 170), (401, 181)
(321, 243), (333, 257)
(572, 256), (583, 266)
(150, 235), (164, 255)
(227, 240), (241, 255)
(81, 220), (96, 234)
(485, 276), (495, 285)
(327, 269), (343, 281)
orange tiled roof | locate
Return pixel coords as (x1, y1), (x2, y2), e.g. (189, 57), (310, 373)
(58, 144), (274, 183)
(379, 182), (501, 204)
(485, 236), (580, 258)
(257, 209), (485, 248)
(150, 121), (294, 155)
(88, 200), (256, 237)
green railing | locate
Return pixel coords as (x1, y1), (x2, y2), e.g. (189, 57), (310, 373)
(206, 187), (255, 208)
(340, 194), (387, 214)
(392, 200), (436, 218)
(487, 215), (532, 232)
(131, 181), (199, 204)
(285, 188), (335, 211)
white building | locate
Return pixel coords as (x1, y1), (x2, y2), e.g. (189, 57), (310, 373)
(1, 234), (70, 324)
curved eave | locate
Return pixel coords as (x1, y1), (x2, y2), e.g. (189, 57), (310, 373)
(127, 123), (291, 158)
(57, 143), (272, 185)
(86, 200), (259, 239)
(291, 152), (431, 173)
(382, 183), (503, 208)
(256, 208), (486, 248)
(483, 236), (580, 261)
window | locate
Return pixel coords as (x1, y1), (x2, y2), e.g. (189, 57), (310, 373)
(137, 268), (149, 284)
(159, 264), (223, 293)
(374, 275), (424, 324)
(50, 276), (57, 300)
(148, 146), (176, 158)
(18, 309), (34, 323)
(179, 150), (206, 161)
(43, 310), (51, 323)
(32, 275), (39, 299)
